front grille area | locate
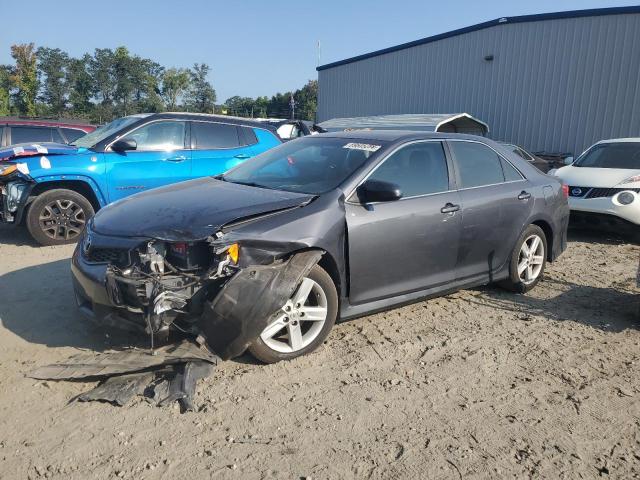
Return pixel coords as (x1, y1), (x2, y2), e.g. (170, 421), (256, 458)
(568, 186), (640, 199)
(86, 247), (129, 265)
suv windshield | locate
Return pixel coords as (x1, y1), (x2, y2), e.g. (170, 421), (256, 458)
(71, 115), (148, 148)
(574, 142), (640, 169)
(223, 137), (385, 194)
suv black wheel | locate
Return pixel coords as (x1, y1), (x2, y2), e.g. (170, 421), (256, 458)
(26, 189), (94, 246)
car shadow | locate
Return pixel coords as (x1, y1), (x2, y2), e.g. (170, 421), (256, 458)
(0, 258), (135, 351)
(467, 276), (639, 333)
(0, 224), (39, 247)
(568, 224), (638, 245)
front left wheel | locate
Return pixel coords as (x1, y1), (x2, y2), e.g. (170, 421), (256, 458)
(26, 189), (94, 246)
(248, 264), (338, 364)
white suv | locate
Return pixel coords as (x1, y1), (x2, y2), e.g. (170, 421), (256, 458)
(551, 138), (640, 227)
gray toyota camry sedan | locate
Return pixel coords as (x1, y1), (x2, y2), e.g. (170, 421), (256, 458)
(72, 131), (569, 363)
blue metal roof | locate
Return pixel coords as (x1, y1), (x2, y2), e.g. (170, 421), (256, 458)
(317, 6), (640, 71)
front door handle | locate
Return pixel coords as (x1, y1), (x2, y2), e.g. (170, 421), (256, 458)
(234, 153), (250, 159)
(441, 203), (460, 214)
(165, 155), (187, 162)
(518, 191), (532, 200)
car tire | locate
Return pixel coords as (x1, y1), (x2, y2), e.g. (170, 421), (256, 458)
(500, 224), (548, 293)
(248, 265), (338, 364)
(26, 189), (94, 246)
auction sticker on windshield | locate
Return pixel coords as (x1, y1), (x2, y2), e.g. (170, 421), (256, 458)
(343, 143), (381, 152)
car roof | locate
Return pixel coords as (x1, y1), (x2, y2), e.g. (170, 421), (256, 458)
(316, 129), (489, 143)
(146, 112), (278, 132)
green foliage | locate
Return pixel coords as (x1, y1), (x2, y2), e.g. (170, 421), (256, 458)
(0, 43), (317, 125)
(186, 63), (216, 113)
(10, 43), (38, 116)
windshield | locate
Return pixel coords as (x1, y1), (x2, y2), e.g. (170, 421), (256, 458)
(574, 142), (640, 169)
(223, 137), (386, 194)
(71, 115), (147, 148)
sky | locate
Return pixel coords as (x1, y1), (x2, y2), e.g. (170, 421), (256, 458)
(1, 0), (638, 102)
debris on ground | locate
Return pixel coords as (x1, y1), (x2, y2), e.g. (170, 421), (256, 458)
(28, 340), (218, 412)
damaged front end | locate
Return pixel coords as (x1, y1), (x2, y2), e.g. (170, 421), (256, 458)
(0, 164), (33, 224)
(75, 225), (323, 360)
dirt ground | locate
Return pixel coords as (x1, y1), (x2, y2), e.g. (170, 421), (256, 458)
(0, 224), (638, 480)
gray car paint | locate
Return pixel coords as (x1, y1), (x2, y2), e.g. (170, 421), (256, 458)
(71, 131), (569, 356)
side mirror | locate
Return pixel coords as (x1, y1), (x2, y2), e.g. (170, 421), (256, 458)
(357, 179), (402, 203)
(563, 156), (574, 165)
(111, 138), (137, 152)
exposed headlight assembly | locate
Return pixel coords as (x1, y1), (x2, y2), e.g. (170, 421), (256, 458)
(613, 190), (637, 206)
(0, 164), (17, 176)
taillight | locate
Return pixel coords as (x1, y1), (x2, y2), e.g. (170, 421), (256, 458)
(562, 184), (569, 199)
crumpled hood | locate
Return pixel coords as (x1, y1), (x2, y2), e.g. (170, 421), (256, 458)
(0, 142), (81, 162)
(92, 178), (315, 241)
(554, 165), (640, 187)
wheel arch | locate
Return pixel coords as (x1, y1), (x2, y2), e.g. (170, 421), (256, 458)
(30, 178), (105, 212)
(530, 218), (554, 262)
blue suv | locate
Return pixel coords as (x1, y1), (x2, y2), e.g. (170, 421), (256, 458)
(0, 113), (281, 245)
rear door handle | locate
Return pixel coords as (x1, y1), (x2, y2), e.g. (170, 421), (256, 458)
(234, 153), (250, 159)
(518, 191), (532, 200)
(441, 203), (460, 214)
(165, 155), (187, 162)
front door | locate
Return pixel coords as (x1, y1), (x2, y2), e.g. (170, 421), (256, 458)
(345, 141), (461, 305)
(106, 120), (191, 202)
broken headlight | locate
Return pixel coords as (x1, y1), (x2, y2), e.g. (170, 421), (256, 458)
(139, 242), (167, 274)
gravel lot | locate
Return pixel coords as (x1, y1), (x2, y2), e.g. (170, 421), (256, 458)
(0, 224), (638, 479)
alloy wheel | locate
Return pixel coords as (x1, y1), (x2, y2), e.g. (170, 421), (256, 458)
(38, 199), (86, 241)
(517, 234), (545, 284)
(260, 277), (329, 354)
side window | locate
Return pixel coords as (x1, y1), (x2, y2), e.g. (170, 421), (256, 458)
(61, 128), (86, 143)
(449, 141), (505, 188)
(368, 142), (449, 197)
(501, 158), (524, 181)
(11, 126), (53, 144)
(238, 126), (258, 146)
(192, 122), (240, 149)
(120, 121), (186, 151)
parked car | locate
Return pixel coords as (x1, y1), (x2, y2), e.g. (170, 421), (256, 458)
(71, 131), (570, 363)
(0, 112), (281, 245)
(0, 117), (95, 146)
(501, 142), (551, 172)
(254, 119), (320, 140)
(550, 138), (640, 230)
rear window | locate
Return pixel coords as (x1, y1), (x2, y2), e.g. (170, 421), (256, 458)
(449, 141), (505, 188)
(192, 122), (240, 149)
(61, 128), (86, 143)
(575, 143), (640, 169)
(11, 126), (53, 144)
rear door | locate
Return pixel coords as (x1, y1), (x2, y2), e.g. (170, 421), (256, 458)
(105, 120), (191, 202)
(345, 141), (462, 304)
(447, 140), (533, 281)
(190, 121), (259, 178)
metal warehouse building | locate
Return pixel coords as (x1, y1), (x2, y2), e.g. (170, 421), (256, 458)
(316, 6), (640, 157)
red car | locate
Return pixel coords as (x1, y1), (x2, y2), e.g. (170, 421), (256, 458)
(0, 118), (96, 147)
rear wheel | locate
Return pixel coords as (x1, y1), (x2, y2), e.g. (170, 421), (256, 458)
(248, 265), (338, 363)
(500, 224), (547, 293)
(26, 189), (94, 246)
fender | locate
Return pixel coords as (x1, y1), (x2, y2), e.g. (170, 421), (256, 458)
(33, 174), (108, 207)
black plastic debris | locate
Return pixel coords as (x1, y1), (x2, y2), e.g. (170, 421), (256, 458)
(29, 340), (219, 412)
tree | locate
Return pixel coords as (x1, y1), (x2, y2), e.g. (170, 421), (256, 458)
(0, 66), (11, 115)
(37, 47), (69, 115)
(66, 54), (95, 116)
(10, 43), (38, 116)
(186, 63), (216, 113)
(294, 80), (318, 121)
(89, 48), (115, 106)
(161, 68), (190, 110)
